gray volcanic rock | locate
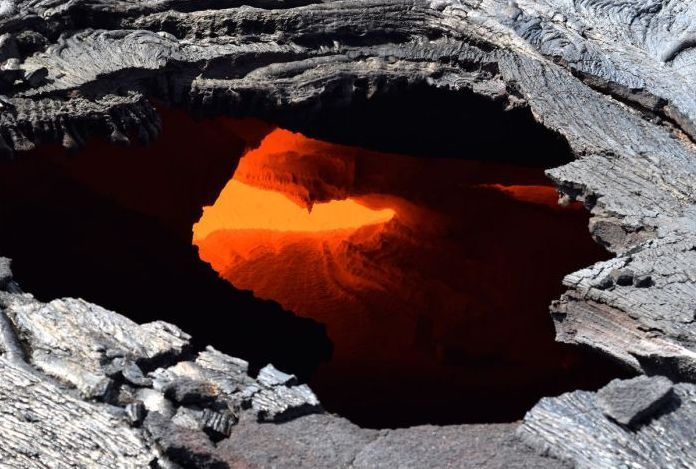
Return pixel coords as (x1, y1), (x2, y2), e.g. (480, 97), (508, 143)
(0, 357), (157, 467)
(349, 423), (568, 469)
(519, 378), (696, 468)
(0, 287), (326, 466)
(150, 346), (321, 424)
(0, 293), (190, 398)
(0, 0), (694, 466)
(0, 266), (567, 468)
(219, 414), (569, 469)
(596, 375), (674, 428)
(551, 238), (696, 381)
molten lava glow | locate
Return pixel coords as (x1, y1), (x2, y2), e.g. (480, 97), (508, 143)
(193, 123), (617, 428)
(193, 180), (394, 240)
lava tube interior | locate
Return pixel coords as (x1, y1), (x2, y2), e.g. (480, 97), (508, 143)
(193, 127), (629, 428)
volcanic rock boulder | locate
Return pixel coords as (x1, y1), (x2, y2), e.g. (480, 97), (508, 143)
(518, 377), (696, 468)
(0, 0), (694, 467)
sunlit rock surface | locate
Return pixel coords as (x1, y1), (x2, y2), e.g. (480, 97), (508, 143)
(0, 0), (694, 466)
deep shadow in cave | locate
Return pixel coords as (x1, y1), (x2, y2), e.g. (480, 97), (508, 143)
(194, 126), (633, 428)
(0, 87), (631, 428)
(208, 82), (575, 168)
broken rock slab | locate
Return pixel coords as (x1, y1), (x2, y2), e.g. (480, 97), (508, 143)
(219, 414), (570, 469)
(551, 238), (696, 382)
(150, 349), (322, 424)
(0, 292), (191, 399)
(250, 381), (321, 423)
(597, 375), (674, 429)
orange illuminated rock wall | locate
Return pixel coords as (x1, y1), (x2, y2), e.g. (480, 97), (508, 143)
(194, 129), (622, 427)
(193, 180), (394, 239)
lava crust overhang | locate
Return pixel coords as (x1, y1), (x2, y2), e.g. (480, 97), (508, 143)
(0, 0), (694, 467)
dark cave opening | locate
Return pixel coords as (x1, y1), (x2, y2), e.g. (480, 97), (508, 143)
(0, 86), (630, 428)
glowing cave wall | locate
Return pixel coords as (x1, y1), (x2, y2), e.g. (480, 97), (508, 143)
(194, 128), (626, 427)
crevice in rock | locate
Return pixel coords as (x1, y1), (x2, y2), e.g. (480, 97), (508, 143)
(567, 67), (696, 144)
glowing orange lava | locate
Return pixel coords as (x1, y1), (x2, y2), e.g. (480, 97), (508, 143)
(192, 125), (616, 428)
(193, 180), (395, 240)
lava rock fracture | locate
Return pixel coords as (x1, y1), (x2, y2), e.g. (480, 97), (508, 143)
(0, 0), (695, 468)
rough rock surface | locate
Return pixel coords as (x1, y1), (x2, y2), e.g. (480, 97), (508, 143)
(519, 377), (696, 468)
(0, 357), (157, 467)
(220, 414), (570, 469)
(3, 293), (191, 398)
(0, 260), (565, 468)
(596, 375), (674, 428)
(0, 0), (694, 466)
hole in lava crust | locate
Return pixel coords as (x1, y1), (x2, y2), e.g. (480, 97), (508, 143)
(193, 127), (632, 428)
(232, 82), (576, 167)
(0, 88), (631, 428)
